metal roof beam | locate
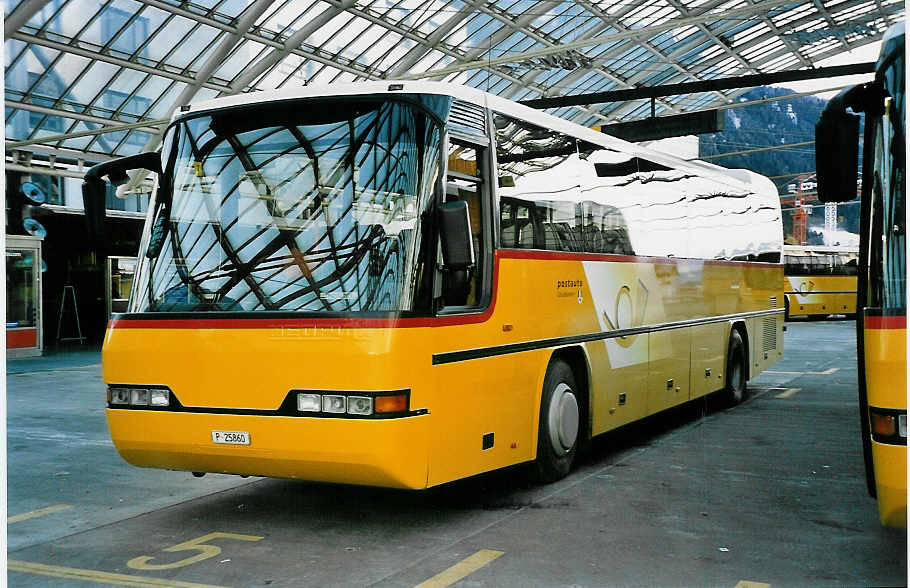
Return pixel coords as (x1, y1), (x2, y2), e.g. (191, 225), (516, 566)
(4, 99), (163, 128)
(520, 62), (874, 108)
(6, 162), (91, 180)
(224, 0), (356, 93)
(810, 0), (851, 51)
(5, 143), (115, 163)
(6, 117), (168, 149)
(11, 32), (230, 92)
(135, 0), (380, 82)
(537, 0), (715, 117)
(746, 0), (814, 68)
(143, 0), (278, 141)
(4, 0), (51, 38)
(660, 0), (755, 106)
(385, 0), (484, 77)
(402, 0), (799, 80)
(483, 13), (673, 123)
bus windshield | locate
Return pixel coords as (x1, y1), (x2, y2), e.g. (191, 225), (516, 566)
(868, 45), (906, 312)
(131, 97), (447, 314)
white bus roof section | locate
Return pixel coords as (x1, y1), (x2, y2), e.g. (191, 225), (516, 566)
(181, 80), (768, 193)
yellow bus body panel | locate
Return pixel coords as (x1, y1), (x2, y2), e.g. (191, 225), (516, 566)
(785, 275), (857, 317)
(104, 254), (783, 489)
(864, 322), (907, 527)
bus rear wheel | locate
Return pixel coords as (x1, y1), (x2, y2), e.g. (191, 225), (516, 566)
(724, 329), (747, 406)
(534, 359), (580, 483)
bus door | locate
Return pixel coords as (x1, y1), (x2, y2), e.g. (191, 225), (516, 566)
(430, 133), (519, 485)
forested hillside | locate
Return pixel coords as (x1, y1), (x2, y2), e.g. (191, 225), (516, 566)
(698, 86), (861, 244)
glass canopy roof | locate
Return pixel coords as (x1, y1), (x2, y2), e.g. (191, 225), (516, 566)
(4, 0), (904, 164)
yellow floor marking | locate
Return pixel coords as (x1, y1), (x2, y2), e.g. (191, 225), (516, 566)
(775, 388), (801, 399)
(735, 581), (771, 588)
(8, 503), (71, 524)
(8, 560), (227, 588)
(414, 549), (505, 588)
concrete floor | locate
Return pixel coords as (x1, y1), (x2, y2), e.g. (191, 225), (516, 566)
(6, 320), (907, 587)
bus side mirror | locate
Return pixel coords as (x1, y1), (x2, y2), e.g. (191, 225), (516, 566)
(815, 87), (861, 203)
(82, 151), (162, 247)
(439, 200), (474, 305)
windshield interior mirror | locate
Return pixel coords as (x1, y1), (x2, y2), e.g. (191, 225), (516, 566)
(438, 200), (474, 305)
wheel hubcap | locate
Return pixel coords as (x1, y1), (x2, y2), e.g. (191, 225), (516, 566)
(548, 383), (579, 454)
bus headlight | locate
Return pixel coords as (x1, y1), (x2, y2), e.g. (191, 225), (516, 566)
(149, 389), (170, 407)
(297, 393), (321, 412)
(109, 387), (130, 405)
(109, 386), (170, 408)
(289, 390), (411, 417)
(130, 388), (149, 406)
(323, 395), (346, 413)
(347, 396), (373, 415)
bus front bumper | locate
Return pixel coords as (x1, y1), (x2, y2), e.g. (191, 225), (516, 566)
(107, 409), (430, 489)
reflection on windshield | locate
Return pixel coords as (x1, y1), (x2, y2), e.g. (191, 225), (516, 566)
(131, 97), (448, 314)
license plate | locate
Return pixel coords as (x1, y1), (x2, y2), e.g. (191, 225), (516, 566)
(899, 415), (907, 438)
(211, 430), (250, 445)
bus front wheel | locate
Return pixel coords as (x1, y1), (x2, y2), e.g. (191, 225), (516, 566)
(534, 359), (580, 483)
(724, 329), (747, 406)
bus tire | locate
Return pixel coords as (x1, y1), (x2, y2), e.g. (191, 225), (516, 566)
(534, 359), (580, 483)
(784, 297), (790, 321)
(724, 329), (747, 406)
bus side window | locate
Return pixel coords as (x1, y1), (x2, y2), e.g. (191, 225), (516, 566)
(444, 140), (488, 308)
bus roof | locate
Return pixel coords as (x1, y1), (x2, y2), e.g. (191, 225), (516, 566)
(877, 21), (905, 72)
(176, 81), (774, 198)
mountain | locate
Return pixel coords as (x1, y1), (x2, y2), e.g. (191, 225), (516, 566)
(698, 86), (825, 190)
(698, 86), (861, 243)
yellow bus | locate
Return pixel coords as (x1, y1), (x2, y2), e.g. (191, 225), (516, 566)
(83, 82), (784, 489)
(816, 22), (906, 527)
(783, 245), (858, 319)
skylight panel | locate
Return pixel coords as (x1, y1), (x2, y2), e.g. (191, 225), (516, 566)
(165, 25), (220, 70)
(256, 0), (321, 35)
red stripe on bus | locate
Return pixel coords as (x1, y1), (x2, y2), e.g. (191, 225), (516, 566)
(107, 248), (781, 330)
(865, 315), (907, 330)
(109, 256), (502, 330)
(496, 248), (781, 268)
